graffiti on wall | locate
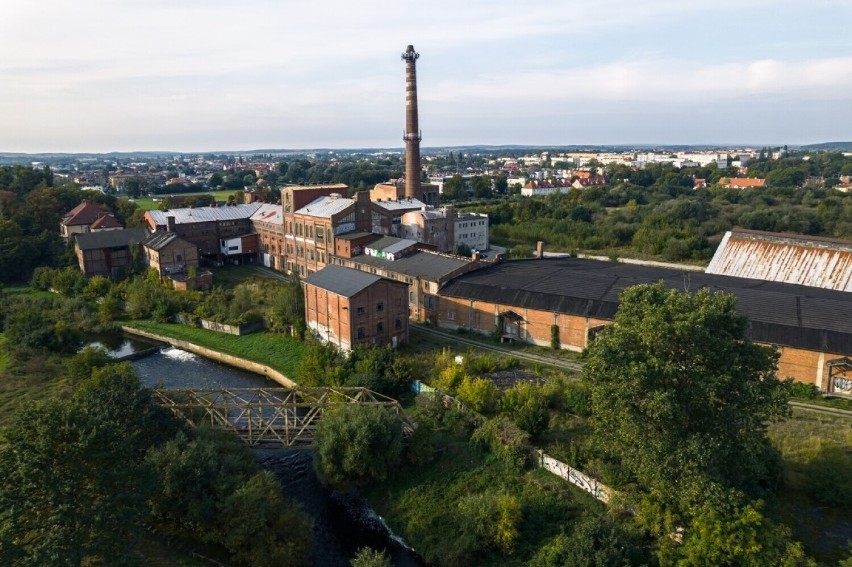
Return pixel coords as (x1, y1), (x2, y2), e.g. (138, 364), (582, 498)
(537, 450), (612, 504)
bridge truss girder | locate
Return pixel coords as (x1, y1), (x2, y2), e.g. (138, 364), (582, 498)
(152, 387), (414, 448)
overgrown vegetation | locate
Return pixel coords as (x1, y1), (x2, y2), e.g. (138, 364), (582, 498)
(0, 363), (313, 565)
(476, 154), (852, 262)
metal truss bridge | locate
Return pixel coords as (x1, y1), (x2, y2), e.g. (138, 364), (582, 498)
(152, 387), (414, 448)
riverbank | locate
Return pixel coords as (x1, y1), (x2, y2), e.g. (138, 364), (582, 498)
(121, 323), (299, 387)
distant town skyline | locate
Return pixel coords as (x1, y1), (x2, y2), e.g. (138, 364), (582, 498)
(2, 0), (851, 153)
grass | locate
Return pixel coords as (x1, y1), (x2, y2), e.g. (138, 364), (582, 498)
(768, 409), (852, 563)
(364, 430), (604, 566)
(768, 408), (852, 485)
(0, 335), (9, 374)
(123, 320), (305, 380)
(133, 190), (238, 211)
(210, 265), (282, 288)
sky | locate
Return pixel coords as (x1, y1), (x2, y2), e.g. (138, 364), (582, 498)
(1, 0), (851, 153)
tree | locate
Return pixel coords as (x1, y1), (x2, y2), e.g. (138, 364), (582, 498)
(351, 547), (392, 567)
(221, 471), (312, 566)
(442, 174), (467, 202)
(313, 405), (403, 490)
(499, 381), (550, 437)
(0, 365), (173, 564)
(582, 283), (789, 514)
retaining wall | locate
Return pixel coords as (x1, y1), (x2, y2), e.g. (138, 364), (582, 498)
(121, 326), (296, 388)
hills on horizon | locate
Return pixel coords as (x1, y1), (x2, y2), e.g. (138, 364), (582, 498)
(1, 142), (850, 163)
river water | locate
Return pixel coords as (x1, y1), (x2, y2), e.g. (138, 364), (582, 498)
(100, 335), (423, 566)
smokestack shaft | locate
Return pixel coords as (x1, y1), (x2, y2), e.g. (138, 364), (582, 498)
(402, 45), (421, 200)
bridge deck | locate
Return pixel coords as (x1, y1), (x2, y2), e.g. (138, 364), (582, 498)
(153, 387), (414, 448)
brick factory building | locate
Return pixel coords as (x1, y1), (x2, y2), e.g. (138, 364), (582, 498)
(439, 257), (852, 395)
(303, 264), (409, 351)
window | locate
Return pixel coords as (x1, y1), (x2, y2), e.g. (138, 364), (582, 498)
(376, 322), (384, 333)
(176, 254), (182, 262)
(357, 327), (365, 339)
(357, 306), (365, 316)
(447, 310), (455, 321)
(376, 302), (384, 312)
(395, 318), (402, 330)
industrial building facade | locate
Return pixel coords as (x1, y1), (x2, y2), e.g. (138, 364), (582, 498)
(438, 257), (852, 395)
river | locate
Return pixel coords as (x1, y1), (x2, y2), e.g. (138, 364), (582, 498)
(96, 335), (422, 566)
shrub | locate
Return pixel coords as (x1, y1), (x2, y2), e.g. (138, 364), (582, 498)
(550, 324), (560, 350)
(471, 416), (532, 470)
(82, 275), (112, 300)
(351, 547), (392, 567)
(467, 353), (499, 374)
(52, 266), (85, 297)
(499, 382), (550, 437)
(313, 405), (403, 490)
(30, 266), (56, 291)
(456, 376), (500, 414)
(804, 444), (852, 507)
(433, 364), (467, 394)
(457, 491), (522, 556)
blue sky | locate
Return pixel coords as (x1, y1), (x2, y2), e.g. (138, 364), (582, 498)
(1, 0), (851, 152)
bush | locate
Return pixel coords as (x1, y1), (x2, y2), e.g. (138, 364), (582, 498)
(457, 491), (522, 556)
(30, 266), (55, 291)
(456, 376), (500, 414)
(82, 275), (112, 300)
(313, 405), (403, 490)
(52, 266), (85, 297)
(804, 444), (852, 507)
(351, 547), (392, 567)
(499, 382), (550, 437)
(433, 364), (467, 394)
(787, 379), (821, 400)
(471, 416), (532, 470)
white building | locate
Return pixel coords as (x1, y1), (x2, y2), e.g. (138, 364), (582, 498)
(454, 212), (489, 252)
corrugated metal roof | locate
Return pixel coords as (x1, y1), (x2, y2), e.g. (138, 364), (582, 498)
(706, 229), (852, 292)
(295, 195), (353, 218)
(74, 228), (150, 250)
(141, 231), (186, 251)
(366, 237), (418, 255)
(249, 203), (283, 224)
(303, 265), (382, 297)
(373, 198), (426, 211)
(148, 204), (261, 225)
(440, 257), (852, 354)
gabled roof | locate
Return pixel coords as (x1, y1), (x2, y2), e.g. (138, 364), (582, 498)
(706, 229), (852, 292)
(303, 265), (383, 297)
(141, 231), (189, 251)
(366, 237), (418, 255)
(62, 200), (102, 226)
(89, 213), (123, 230)
(147, 203), (261, 225)
(73, 228), (150, 251)
(249, 203), (283, 224)
(718, 177), (766, 188)
(295, 195), (353, 218)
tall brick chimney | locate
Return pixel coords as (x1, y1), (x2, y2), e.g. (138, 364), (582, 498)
(401, 45), (422, 201)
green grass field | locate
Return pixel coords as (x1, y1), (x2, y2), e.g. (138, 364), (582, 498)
(123, 320), (304, 379)
(132, 190), (238, 211)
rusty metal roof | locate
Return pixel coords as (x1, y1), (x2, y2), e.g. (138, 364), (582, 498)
(705, 229), (852, 292)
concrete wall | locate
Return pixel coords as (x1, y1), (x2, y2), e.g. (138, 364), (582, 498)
(121, 326), (296, 388)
